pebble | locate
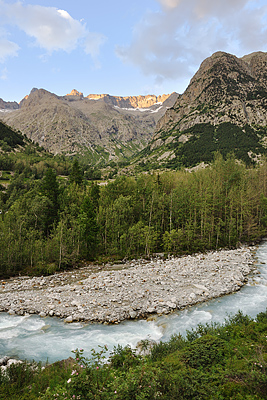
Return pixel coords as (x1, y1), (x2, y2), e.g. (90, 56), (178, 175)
(39, 312), (46, 318)
(0, 246), (257, 324)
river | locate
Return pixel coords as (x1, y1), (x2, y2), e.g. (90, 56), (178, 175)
(0, 241), (267, 364)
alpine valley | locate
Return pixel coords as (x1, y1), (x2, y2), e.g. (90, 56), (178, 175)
(2, 51), (267, 400)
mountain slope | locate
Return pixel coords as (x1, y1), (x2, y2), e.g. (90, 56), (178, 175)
(0, 121), (24, 151)
(138, 51), (267, 168)
(0, 89), (178, 162)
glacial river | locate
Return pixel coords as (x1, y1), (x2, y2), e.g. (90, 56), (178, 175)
(0, 242), (267, 364)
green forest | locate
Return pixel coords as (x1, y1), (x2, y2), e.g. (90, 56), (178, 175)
(1, 149), (267, 278)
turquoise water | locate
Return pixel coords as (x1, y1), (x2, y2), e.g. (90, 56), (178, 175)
(0, 242), (266, 363)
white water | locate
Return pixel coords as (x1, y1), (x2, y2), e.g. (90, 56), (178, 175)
(1, 242), (267, 364)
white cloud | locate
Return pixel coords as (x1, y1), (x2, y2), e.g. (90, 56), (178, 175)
(84, 32), (107, 68)
(1, 67), (8, 80)
(0, 34), (19, 62)
(0, 1), (106, 62)
(116, 0), (267, 85)
(157, 0), (181, 9)
(4, 3), (86, 52)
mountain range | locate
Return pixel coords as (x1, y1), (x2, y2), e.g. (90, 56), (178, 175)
(0, 89), (178, 162)
(1, 50), (267, 169)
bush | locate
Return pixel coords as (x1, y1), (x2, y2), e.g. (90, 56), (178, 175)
(182, 334), (227, 369)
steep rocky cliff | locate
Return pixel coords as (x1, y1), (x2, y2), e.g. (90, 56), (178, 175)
(86, 93), (173, 109)
(64, 89), (174, 109)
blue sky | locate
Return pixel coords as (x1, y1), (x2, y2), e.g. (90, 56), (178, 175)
(1, 0), (267, 102)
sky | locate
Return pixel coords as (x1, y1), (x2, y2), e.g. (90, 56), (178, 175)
(1, 0), (267, 102)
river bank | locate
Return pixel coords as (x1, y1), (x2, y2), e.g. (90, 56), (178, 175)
(0, 246), (258, 324)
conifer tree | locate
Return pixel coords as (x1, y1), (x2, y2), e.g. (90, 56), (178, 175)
(70, 159), (83, 185)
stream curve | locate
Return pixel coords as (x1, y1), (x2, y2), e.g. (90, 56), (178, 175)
(0, 241), (267, 363)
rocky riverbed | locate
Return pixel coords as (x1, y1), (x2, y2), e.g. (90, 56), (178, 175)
(0, 246), (258, 324)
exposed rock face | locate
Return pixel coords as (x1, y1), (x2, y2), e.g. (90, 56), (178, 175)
(86, 93), (175, 109)
(0, 98), (19, 110)
(157, 51), (267, 133)
(0, 89), (178, 160)
(66, 89), (84, 98)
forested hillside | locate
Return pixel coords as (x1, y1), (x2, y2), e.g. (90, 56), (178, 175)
(1, 153), (267, 277)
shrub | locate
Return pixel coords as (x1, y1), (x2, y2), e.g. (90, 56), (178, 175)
(182, 334), (227, 369)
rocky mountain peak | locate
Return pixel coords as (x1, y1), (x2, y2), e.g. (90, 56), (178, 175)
(30, 87), (38, 94)
(137, 51), (267, 170)
(66, 89), (84, 98)
(156, 51), (267, 134)
(19, 88), (59, 109)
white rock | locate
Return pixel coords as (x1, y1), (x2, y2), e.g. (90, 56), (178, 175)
(129, 310), (137, 319)
(193, 284), (208, 291)
(166, 302), (176, 309)
(7, 359), (22, 367)
(39, 312), (46, 317)
(64, 315), (73, 323)
(0, 245), (255, 324)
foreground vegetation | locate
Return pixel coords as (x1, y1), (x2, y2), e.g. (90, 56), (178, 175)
(1, 150), (267, 277)
(1, 309), (267, 399)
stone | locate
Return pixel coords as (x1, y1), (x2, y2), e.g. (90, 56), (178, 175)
(7, 359), (22, 367)
(129, 310), (137, 319)
(39, 312), (46, 318)
(166, 302), (176, 309)
(64, 316), (73, 323)
(193, 284), (208, 291)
